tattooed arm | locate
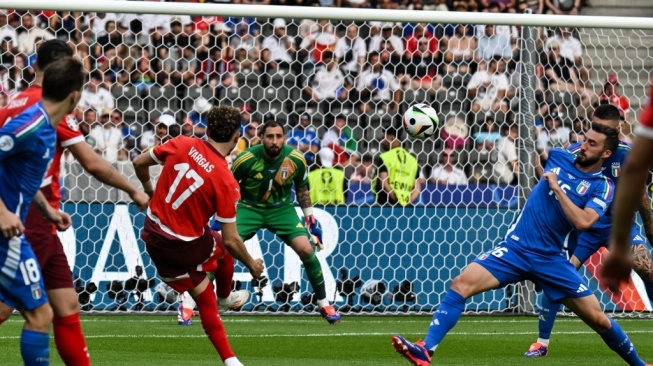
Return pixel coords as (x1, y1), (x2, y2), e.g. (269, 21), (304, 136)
(296, 185), (312, 210)
(634, 191), (653, 282)
(638, 191), (653, 245)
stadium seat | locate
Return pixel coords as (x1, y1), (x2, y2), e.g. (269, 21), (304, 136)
(113, 85), (143, 116)
(270, 70), (297, 89)
(146, 85), (179, 115)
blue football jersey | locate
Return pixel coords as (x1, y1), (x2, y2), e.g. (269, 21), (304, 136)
(504, 148), (613, 254)
(0, 103), (56, 225)
(568, 140), (630, 229)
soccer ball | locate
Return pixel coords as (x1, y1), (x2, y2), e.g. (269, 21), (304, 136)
(403, 103), (439, 139)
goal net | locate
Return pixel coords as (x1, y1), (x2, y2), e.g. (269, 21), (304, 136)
(3, 5), (652, 315)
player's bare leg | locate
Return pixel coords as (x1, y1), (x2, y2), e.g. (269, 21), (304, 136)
(562, 295), (650, 365)
(393, 263), (501, 365)
(188, 276), (243, 366)
(0, 300), (13, 324)
(48, 288), (90, 365)
(20, 302), (53, 365)
(289, 235), (340, 324)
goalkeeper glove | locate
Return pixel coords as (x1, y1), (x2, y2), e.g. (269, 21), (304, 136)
(305, 215), (323, 251)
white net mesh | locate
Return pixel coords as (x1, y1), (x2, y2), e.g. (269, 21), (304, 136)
(3, 8), (652, 315)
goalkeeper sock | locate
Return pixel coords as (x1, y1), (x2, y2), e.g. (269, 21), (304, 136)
(20, 329), (50, 366)
(302, 253), (327, 300)
(537, 295), (561, 341)
(195, 282), (235, 361)
(599, 318), (646, 366)
(424, 289), (466, 352)
(54, 313), (90, 366)
(215, 253), (235, 300)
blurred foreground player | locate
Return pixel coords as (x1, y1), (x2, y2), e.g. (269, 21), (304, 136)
(606, 80), (653, 290)
(392, 125), (651, 366)
(0, 57), (84, 366)
(0, 40), (150, 366)
(134, 105), (264, 366)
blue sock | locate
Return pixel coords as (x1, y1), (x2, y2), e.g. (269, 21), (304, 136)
(538, 296), (561, 340)
(599, 318), (646, 366)
(20, 329), (50, 365)
(424, 289), (466, 351)
(643, 280), (653, 304)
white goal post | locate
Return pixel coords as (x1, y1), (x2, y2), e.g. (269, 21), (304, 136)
(1, 0), (652, 316)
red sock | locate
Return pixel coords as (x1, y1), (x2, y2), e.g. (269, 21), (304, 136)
(53, 313), (90, 366)
(195, 283), (235, 361)
(215, 253), (235, 299)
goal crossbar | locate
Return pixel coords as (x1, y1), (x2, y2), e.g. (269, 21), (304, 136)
(1, 0), (653, 30)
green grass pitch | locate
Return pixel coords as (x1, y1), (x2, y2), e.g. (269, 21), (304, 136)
(1, 315), (651, 365)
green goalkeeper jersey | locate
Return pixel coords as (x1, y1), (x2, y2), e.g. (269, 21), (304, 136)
(231, 144), (308, 208)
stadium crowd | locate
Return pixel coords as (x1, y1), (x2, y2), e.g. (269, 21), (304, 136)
(0, 0), (632, 203)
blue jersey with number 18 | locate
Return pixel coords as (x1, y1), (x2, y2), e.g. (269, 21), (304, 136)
(504, 148), (613, 254)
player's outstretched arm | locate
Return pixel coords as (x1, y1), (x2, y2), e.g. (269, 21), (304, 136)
(71, 142), (149, 211)
(544, 171), (600, 231)
(0, 196), (23, 238)
(220, 222), (264, 279)
(31, 190), (71, 231)
(132, 150), (159, 199)
(637, 189), (653, 245)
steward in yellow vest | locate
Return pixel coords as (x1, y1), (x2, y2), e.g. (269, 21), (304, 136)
(308, 167), (347, 205)
(374, 130), (421, 206)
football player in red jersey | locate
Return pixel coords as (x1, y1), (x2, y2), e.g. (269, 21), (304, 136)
(134, 105), (264, 366)
(605, 78), (653, 291)
(0, 40), (150, 366)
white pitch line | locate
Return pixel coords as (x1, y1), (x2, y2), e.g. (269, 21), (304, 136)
(1, 329), (653, 340)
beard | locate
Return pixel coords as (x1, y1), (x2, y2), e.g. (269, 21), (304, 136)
(574, 153), (601, 167)
(264, 144), (281, 158)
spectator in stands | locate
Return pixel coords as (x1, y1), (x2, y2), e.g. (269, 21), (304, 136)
(261, 18), (296, 70)
(545, 0), (582, 15)
(405, 23), (438, 58)
(350, 154), (376, 184)
(344, 0), (370, 8)
(494, 124), (519, 185)
(335, 23), (366, 78)
(476, 24), (512, 61)
(368, 22), (404, 56)
(599, 73), (632, 123)
(441, 115), (470, 151)
(404, 34), (443, 91)
(16, 12), (54, 54)
(521, 0), (545, 13)
(79, 108), (97, 136)
(308, 164), (348, 205)
(87, 107), (127, 162)
(299, 19), (339, 64)
(140, 114), (176, 151)
(568, 130), (585, 145)
(537, 109), (570, 156)
(428, 149), (468, 185)
(320, 114), (359, 168)
(173, 44), (200, 86)
(0, 11), (18, 53)
(304, 51), (351, 107)
(542, 40), (595, 114)
(544, 27), (587, 82)
(235, 120), (261, 157)
(442, 24), (477, 74)
(230, 22), (260, 59)
(473, 115), (503, 144)
(130, 48), (156, 92)
(477, 4), (519, 47)
(90, 12), (117, 39)
(184, 97), (212, 137)
(468, 58), (510, 115)
(356, 52), (401, 113)
(375, 128), (421, 206)
(79, 70), (114, 114)
(288, 113), (320, 166)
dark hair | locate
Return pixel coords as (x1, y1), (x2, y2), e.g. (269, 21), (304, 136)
(42, 57), (85, 102)
(590, 122), (619, 155)
(259, 120), (285, 136)
(206, 105), (241, 142)
(362, 154), (373, 163)
(36, 40), (73, 70)
(592, 104), (621, 123)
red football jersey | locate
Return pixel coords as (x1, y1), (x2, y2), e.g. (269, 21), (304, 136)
(148, 136), (240, 240)
(599, 92), (631, 114)
(0, 86), (84, 209)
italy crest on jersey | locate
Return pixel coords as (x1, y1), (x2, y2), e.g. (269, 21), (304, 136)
(612, 162), (621, 177)
(576, 180), (591, 195)
(281, 167), (289, 179)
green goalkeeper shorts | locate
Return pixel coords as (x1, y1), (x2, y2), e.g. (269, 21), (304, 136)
(237, 205), (307, 245)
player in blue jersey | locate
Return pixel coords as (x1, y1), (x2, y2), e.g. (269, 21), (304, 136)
(0, 57), (84, 366)
(525, 104), (653, 357)
(391, 123), (652, 366)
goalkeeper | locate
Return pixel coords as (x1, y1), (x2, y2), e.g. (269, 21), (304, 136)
(231, 120), (341, 324)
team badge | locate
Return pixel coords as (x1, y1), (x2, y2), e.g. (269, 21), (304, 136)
(66, 115), (79, 131)
(31, 284), (43, 300)
(611, 162), (621, 177)
(576, 180), (591, 195)
(281, 167), (289, 179)
(0, 135), (14, 151)
(477, 253), (489, 261)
